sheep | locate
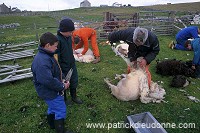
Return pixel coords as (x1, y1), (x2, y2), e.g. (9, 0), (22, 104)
(148, 82), (166, 103)
(73, 48), (95, 63)
(104, 68), (149, 102)
(74, 22), (84, 29)
(111, 41), (129, 57)
(104, 57), (166, 103)
(156, 59), (195, 77)
(171, 75), (190, 88)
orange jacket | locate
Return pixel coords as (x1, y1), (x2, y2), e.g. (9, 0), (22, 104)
(72, 27), (100, 57)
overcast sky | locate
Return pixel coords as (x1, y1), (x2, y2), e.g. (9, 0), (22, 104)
(1, 0), (199, 11)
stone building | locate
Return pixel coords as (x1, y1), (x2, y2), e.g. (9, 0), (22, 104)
(80, 0), (91, 7)
(0, 3), (11, 13)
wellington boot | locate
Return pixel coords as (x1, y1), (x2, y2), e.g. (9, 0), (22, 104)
(71, 92), (83, 104)
(54, 119), (73, 133)
(47, 114), (55, 129)
(168, 41), (175, 49)
(72, 97), (83, 104)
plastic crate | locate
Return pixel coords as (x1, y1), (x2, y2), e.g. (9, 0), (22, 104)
(127, 112), (167, 133)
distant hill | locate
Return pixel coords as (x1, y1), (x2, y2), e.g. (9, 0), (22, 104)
(140, 2), (200, 12)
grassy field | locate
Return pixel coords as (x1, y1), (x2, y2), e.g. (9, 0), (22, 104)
(0, 4), (200, 133)
(143, 2), (200, 12)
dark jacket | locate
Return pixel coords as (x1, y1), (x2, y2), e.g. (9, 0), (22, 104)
(108, 28), (160, 64)
(56, 31), (75, 74)
(31, 46), (64, 100)
(56, 31), (78, 90)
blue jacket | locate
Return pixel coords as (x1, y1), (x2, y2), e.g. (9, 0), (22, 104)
(191, 38), (200, 65)
(31, 46), (64, 100)
(108, 28), (160, 64)
(176, 26), (199, 41)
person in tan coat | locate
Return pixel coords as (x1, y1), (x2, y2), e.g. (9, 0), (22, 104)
(72, 27), (100, 64)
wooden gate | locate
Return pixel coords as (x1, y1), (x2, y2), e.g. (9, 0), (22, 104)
(97, 11), (175, 40)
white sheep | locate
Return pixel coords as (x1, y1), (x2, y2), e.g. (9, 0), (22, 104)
(104, 57), (166, 103)
(73, 48), (95, 63)
(104, 68), (149, 102)
(112, 41), (129, 57)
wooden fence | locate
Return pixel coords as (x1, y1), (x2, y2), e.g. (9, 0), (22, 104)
(85, 11), (175, 40)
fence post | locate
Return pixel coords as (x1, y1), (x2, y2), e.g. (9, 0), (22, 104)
(34, 23), (39, 42)
(104, 12), (112, 21)
(132, 13), (139, 27)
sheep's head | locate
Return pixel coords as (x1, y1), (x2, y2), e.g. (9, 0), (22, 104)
(129, 57), (146, 72)
(118, 46), (128, 57)
(181, 63), (195, 77)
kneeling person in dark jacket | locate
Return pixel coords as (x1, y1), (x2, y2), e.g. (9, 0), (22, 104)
(108, 27), (160, 87)
(31, 32), (72, 133)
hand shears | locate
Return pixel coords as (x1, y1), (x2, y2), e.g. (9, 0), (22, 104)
(61, 68), (73, 96)
(64, 68), (73, 82)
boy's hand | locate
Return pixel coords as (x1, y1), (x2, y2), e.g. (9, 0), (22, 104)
(63, 81), (70, 90)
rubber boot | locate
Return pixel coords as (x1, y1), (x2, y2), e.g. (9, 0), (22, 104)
(71, 91), (83, 104)
(92, 56), (100, 64)
(54, 119), (73, 133)
(47, 114), (55, 129)
(168, 41), (175, 49)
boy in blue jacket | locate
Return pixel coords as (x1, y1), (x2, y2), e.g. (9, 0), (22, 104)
(185, 38), (200, 78)
(31, 32), (72, 133)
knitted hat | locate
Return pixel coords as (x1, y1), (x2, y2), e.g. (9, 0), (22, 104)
(59, 18), (75, 32)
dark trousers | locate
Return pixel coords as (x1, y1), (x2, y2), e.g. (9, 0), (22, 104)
(195, 65), (200, 78)
(63, 64), (78, 100)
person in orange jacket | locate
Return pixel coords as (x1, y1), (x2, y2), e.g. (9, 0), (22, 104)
(72, 27), (100, 64)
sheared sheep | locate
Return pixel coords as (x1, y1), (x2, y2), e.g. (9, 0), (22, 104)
(104, 68), (149, 102)
(73, 48), (95, 63)
(104, 58), (166, 103)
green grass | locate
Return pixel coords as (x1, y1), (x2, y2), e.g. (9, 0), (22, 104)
(0, 6), (200, 133)
(0, 16), (58, 43)
(144, 2), (200, 12)
(0, 42), (200, 133)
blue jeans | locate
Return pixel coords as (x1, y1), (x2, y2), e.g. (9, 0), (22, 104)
(45, 95), (66, 120)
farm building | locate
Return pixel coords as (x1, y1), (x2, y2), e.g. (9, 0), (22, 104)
(0, 3), (11, 13)
(80, 0), (91, 7)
